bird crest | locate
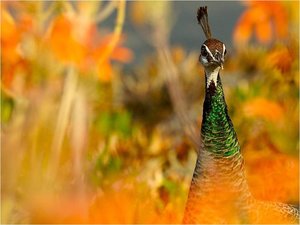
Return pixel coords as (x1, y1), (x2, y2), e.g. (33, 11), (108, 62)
(197, 6), (226, 74)
(197, 6), (212, 39)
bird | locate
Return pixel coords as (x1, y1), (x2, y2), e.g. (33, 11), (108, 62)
(182, 6), (299, 224)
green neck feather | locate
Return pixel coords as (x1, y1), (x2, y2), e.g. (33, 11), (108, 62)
(201, 73), (240, 157)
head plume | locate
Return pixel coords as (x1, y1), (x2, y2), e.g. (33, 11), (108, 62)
(197, 6), (212, 39)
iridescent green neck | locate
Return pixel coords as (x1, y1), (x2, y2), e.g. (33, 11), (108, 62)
(201, 73), (240, 156)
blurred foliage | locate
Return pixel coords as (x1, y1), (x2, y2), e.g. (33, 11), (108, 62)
(1, 1), (299, 223)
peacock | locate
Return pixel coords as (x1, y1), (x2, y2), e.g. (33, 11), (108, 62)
(182, 6), (299, 224)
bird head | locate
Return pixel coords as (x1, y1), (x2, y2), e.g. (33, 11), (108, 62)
(197, 6), (227, 71)
(199, 38), (227, 70)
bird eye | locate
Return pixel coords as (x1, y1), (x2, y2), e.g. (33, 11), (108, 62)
(201, 46), (208, 57)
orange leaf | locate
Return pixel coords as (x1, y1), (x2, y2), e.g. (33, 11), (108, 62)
(1, 9), (27, 89)
(266, 47), (294, 73)
(245, 148), (299, 202)
(272, 3), (288, 39)
(233, 10), (254, 45)
(92, 34), (126, 59)
(90, 189), (159, 223)
(243, 98), (284, 121)
(97, 60), (113, 82)
(234, 1), (289, 45)
(255, 19), (272, 44)
(48, 16), (85, 64)
(111, 47), (134, 63)
(1, 9), (20, 64)
(1, 9), (17, 40)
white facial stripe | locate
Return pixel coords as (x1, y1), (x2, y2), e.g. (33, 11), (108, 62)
(203, 44), (216, 61)
(222, 44), (226, 63)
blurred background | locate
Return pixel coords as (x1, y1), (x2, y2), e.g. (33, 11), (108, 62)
(1, 1), (299, 223)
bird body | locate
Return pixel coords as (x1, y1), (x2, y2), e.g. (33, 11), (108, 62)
(183, 6), (299, 224)
(183, 60), (252, 224)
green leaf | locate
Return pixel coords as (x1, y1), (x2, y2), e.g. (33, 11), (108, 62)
(95, 111), (113, 136)
(1, 93), (14, 123)
(115, 111), (132, 137)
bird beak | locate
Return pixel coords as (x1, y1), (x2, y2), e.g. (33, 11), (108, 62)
(220, 60), (224, 69)
(212, 52), (224, 69)
(214, 58), (224, 69)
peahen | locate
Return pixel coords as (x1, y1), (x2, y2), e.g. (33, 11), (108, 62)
(182, 6), (299, 224)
